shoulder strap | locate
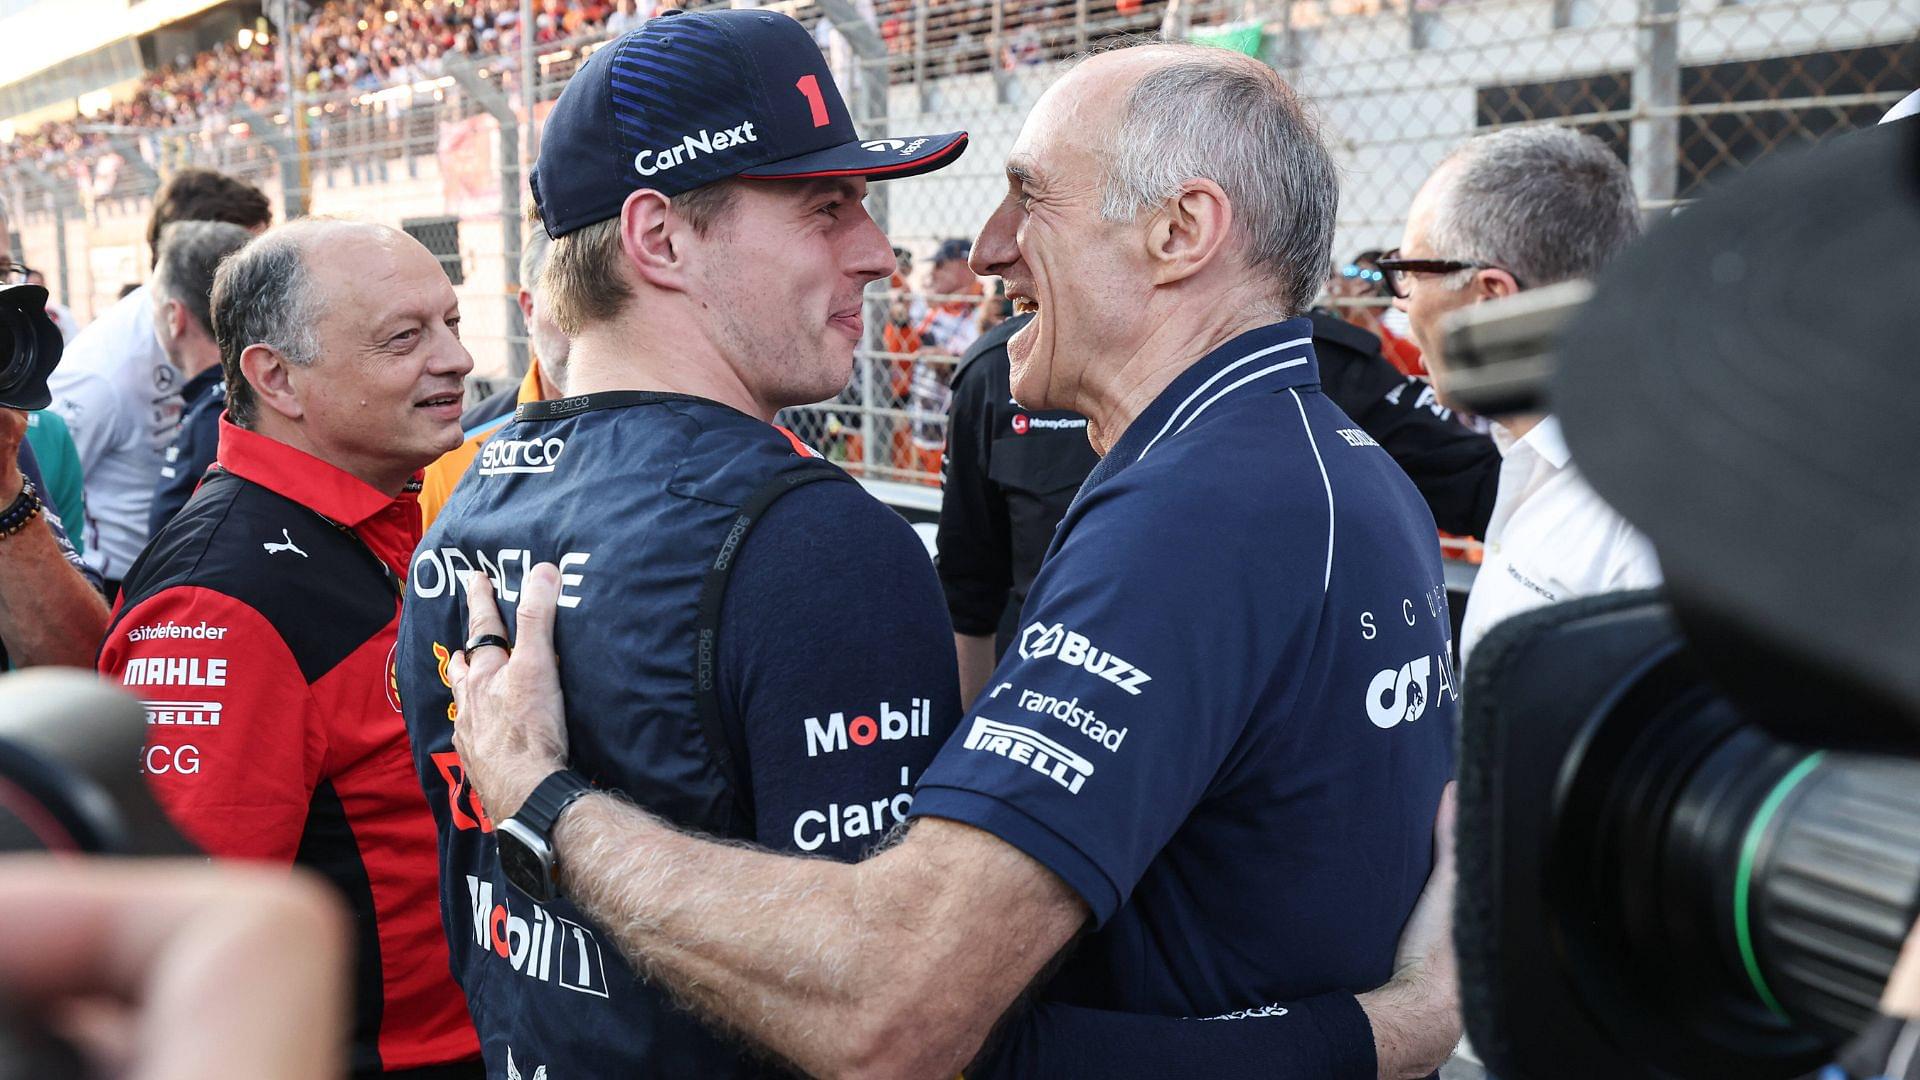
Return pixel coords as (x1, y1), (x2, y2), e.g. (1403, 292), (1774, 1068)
(692, 461), (857, 831)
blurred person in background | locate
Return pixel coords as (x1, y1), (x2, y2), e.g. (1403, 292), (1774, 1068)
(1383, 125), (1660, 669)
(902, 236), (982, 480)
(22, 266), (82, 345)
(98, 219), (481, 1079)
(0, 195), (108, 670)
(48, 168), (271, 595)
(146, 221), (257, 536)
(418, 212), (570, 529)
(1327, 249), (1425, 375)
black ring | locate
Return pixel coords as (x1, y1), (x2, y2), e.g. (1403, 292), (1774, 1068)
(464, 633), (512, 656)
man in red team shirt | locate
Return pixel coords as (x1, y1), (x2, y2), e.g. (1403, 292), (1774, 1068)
(97, 219), (481, 1079)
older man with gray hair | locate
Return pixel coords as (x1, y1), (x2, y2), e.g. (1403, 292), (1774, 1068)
(448, 40), (1461, 1080)
(1380, 125), (1660, 669)
(147, 220), (256, 534)
(99, 218), (482, 1077)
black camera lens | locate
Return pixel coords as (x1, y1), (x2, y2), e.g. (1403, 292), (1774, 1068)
(0, 284), (64, 412)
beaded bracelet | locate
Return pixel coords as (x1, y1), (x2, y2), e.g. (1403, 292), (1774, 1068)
(0, 476), (43, 541)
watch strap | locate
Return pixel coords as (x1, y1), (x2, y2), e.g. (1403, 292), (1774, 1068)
(514, 769), (596, 840)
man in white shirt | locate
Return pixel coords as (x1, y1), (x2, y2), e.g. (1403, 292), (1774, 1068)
(48, 169), (270, 588)
(1382, 126), (1661, 669)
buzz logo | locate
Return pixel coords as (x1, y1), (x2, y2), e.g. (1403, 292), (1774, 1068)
(478, 436), (566, 476)
(803, 699), (934, 757)
(961, 716), (1093, 794)
(466, 875), (610, 998)
(1017, 622), (1153, 696)
(1366, 656), (1432, 729)
(634, 120), (758, 176)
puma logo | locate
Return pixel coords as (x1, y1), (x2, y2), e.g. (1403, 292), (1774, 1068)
(263, 528), (308, 558)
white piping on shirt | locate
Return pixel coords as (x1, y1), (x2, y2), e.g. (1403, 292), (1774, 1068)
(1135, 336), (1313, 462)
(1289, 387), (1335, 594)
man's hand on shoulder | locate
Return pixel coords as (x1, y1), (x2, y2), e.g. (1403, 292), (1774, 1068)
(448, 564), (570, 821)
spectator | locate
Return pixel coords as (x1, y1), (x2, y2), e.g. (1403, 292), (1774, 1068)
(47, 168), (271, 594)
(1382, 125), (1661, 669)
(396, 13), (972, 1075)
(146, 221), (256, 536)
(22, 266), (83, 346)
(1328, 249), (1425, 375)
(417, 212), (569, 529)
(97, 219), (481, 1078)
(605, 0), (653, 35)
(902, 236), (980, 480)
(448, 40), (1461, 1080)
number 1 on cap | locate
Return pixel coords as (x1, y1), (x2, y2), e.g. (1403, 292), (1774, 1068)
(795, 74), (829, 128)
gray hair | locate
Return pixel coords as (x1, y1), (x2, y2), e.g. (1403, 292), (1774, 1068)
(152, 221), (254, 336)
(1097, 45), (1338, 317)
(210, 225), (324, 428)
(1427, 126), (1641, 289)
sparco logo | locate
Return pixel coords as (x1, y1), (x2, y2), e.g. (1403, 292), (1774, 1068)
(635, 120), (758, 176)
(803, 699), (934, 757)
(478, 436), (565, 476)
(466, 875), (610, 997)
(961, 716), (1093, 794)
(1017, 623), (1153, 696)
(1366, 656), (1432, 729)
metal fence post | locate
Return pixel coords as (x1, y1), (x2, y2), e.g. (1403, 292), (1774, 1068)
(233, 106), (306, 222)
(446, 56), (528, 379)
(17, 165), (74, 310)
(1631, 0), (1680, 225)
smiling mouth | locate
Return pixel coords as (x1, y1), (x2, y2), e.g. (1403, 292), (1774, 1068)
(415, 392), (461, 410)
(1008, 290), (1040, 315)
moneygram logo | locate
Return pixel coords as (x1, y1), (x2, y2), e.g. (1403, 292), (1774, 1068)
(1366, 655), (1432, 729)
(1016, 623), (1153, 696)
(802, 699), (934, 757)
(961, 716), (1093, 795)
(466, 875), (610, 997)
(478, 436), (566, 476)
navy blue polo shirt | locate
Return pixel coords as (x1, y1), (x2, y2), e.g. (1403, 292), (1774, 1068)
(912, 318), (1456, 1020)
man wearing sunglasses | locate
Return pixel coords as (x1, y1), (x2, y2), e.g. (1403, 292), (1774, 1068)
(1381, 126), (1661, 669)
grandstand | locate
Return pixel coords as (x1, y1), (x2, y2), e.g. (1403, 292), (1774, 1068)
(0, 0), (1911, 490)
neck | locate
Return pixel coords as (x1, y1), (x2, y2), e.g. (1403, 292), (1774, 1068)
(250, 415), (413, 498)
(177, 338), (222, 381)
(1076, 282), (1285, 455)
(564, 304), (774, 421)
(1497, 412), (1547, 442)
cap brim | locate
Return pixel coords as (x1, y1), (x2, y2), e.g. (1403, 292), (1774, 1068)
(738, 131), (968, 183)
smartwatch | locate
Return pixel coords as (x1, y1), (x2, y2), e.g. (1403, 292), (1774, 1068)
(497, 769), (596, 903)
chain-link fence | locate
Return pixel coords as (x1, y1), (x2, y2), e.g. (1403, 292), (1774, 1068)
(2, 0), (1912, 488)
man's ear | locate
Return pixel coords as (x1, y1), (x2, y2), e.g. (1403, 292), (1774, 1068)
(1474, 267), (1522, 302)
(620, 189), (691, 292)
(1145, 179), (1235, 288)
(517, 288), (535, 324)
(240, 343), (305, 423)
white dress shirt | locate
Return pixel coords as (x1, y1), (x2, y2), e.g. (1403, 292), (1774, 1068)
(1458, 415), (1662, 670)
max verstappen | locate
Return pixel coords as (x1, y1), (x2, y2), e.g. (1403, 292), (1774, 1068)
(395, 11), (972, 1077)
(98, 220), (481, 1078)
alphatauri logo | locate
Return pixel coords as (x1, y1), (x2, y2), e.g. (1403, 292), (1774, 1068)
(1366, 655), (1431, 729)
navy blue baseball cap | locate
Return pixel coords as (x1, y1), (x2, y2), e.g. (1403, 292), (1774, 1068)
(533, 9), (968, 239)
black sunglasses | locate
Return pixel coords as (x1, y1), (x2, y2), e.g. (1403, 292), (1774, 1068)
(1376, 248), (1525, 299)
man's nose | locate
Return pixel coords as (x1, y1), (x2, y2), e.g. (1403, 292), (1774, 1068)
(971, 202), (1019, 280)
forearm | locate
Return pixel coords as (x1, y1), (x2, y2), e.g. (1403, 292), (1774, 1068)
(1357, 973), (1459, 1079)
(956, 631), (997, 706)
(0, 516), (109, 667)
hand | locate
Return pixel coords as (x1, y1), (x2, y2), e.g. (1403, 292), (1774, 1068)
(0, 858), (350, 1080)
(1358, 782), (1461, 1079)
(0, 409), (26, 497)
(447, 564), (571, 821)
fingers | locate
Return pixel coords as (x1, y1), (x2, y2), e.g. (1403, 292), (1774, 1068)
(514, 563), (562, 657)
(462, 569), (507, 644)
